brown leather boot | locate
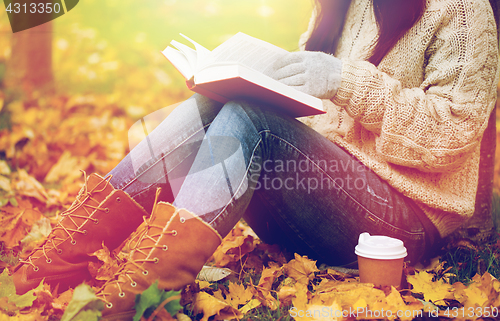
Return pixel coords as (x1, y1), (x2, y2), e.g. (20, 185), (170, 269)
(12, 172), (148, 294)
(97, 201), (222, 321)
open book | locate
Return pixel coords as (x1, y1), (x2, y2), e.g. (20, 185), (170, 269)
(162, 32), (325, 118)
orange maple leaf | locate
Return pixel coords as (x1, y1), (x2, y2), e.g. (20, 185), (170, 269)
(0, 198), (44, 248)
(212, 230), (255, 267)
(252, 263), (282, 310)
(284, 253), (319, 285)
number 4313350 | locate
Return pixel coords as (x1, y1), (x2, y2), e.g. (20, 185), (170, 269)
(6, 2), (62, 14)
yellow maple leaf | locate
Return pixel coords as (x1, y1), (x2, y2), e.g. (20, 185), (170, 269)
(284, 253), (319, 285)
(196, 280), (211, 290)
(212, 230), (255, 267)
(352, 297), (367, 311)
(253, 264), (282, 310)
(369, 286), (423, 321)
(291, 283), (309, 312)
(88, 244), (122, 281)
(192, 292), (242, 321)
(225, 282), (253, 308)
(456, 273), (500, 309)
(239, 298), (261, 314)
(407, 270), (454, 303)
(290, 299), (343, 321)
(463, 284), (489, 308)
(315, 280), (385, 310)
(12, 169), (48, 203)
(278, 285), (297, 306)
(44, 151), (90, 186)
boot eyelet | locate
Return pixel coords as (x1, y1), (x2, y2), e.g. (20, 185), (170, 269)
(142, 270), (149, 276)
(180, 217), (186, 223)
(153, 257), (159, 264)
(46, 258), (52, 264)
(116, 197), (121, 203)
(94, 219), (99, 225)
(106, 303), (113, 309)
(131, 282), (137, 287)
(119, 292), (125, 298)
(71, 240), (77, 245)
(82, 230), (88, 235)
(57, 249), (63, 254)
(172, 230), (178, 236)
(105, 208), (110, 213)
(33, 266), (40, 272)
(162, 245), (168, 251)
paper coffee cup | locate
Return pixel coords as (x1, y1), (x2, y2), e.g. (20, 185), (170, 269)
(355, 232), (407, 288)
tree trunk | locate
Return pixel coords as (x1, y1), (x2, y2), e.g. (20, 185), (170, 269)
(447, 85), (499, 245)
(4, 21), (54, 95)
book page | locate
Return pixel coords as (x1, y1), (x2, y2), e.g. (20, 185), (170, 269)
(179, 34), (212, 72)
(162, 46), (194, 80)
(207, 32), (288, 76)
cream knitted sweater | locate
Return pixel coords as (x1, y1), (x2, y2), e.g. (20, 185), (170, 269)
(299, 0), (499, 237)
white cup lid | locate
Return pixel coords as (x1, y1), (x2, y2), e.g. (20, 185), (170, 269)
(355, 232), (407, 260)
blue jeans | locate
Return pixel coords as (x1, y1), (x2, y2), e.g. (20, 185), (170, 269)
(108, 94), (433, 266)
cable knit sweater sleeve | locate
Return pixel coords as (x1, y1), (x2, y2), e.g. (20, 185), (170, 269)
(332, 0), (499, 173)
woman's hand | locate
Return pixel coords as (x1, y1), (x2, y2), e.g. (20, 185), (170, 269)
(271, 51), (342, 99)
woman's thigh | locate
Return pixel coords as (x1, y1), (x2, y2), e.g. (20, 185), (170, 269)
(212, 100), (427, 266)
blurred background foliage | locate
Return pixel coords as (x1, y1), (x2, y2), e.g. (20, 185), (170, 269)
(0, 0), (315, 203)
(0, 0), (313, 116)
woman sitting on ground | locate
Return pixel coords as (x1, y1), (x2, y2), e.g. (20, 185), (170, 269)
(11, 0), (499, 319)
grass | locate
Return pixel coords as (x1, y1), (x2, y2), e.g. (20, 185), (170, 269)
(441, 239), (500, 285)
(0, 242), (18, 267)
(241, 305), (293, 321)
(438, 192), (500, 285)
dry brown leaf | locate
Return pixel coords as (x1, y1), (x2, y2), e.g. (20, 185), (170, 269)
(0, 161), (11, 176)
(20, 217), (52, 251)
(88, 244), (122, 281)
(0, 198), (44, 248)
(44, 151), (90, 185)
(284, 253), (319, 285)
(197, 266), (233, 282)
(212, 230), (255, 267)
(51, 288), (73, 310)
(0, 309), (46, 320)
(12, 170), (48, 203)
(0, 175), (11, 192)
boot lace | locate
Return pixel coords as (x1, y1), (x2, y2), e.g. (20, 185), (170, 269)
(20, 171), (113, 270)
(98, 188), (179, 307)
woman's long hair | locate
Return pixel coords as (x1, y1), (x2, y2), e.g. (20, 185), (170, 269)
(305, 0), (499, 66)
(490, 0), (500, 40)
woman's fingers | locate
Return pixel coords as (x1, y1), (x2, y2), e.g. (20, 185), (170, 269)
(272, 52), (304, 70)
(272, 62), (307, 81)
(277, 73), (307, 87)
